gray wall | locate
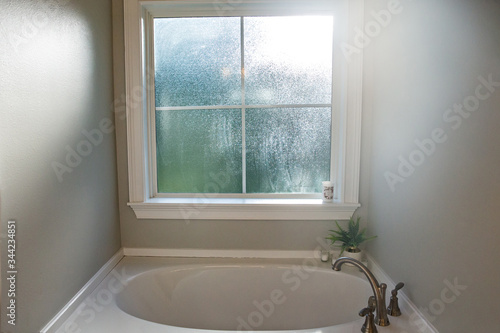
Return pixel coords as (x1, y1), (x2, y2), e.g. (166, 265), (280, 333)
(0, 0), (121, 332)
(362, 0), (500, 331)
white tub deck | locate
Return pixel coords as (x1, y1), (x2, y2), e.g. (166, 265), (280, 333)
(55, 257), (423, 333)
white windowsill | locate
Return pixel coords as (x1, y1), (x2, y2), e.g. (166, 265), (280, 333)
(128, 198), (359, 220)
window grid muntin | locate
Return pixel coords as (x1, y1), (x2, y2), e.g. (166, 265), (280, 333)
(152, 15), (334, 197)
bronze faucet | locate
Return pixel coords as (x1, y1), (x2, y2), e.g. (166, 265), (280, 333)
(332, 257), (390, 327)
(359, 296), (378, 333)
(387, 282), (405, 316)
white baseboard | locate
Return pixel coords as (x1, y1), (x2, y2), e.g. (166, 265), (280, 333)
(40, 249), (124, 333)
(366, 254), (440, 333)
(122, 247), (318, 259)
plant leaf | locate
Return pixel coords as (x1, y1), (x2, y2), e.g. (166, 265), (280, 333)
(326, 217), (377, 249)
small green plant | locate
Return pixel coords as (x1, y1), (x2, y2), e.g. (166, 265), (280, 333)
(326, 217), (377, 255)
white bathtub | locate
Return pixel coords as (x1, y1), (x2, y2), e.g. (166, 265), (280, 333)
(116, 263), (372, 331)
(56, 257), (420, 333)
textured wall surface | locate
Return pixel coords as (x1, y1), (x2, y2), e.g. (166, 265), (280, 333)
(0, 0), (121, 331)
(361, 0), (500, 331)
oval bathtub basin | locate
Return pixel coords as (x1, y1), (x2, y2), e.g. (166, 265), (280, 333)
(116, 264), (372, 331)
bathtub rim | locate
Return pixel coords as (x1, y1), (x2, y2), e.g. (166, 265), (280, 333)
(114, 259), (373, 330)
(42, 251), (439, 333)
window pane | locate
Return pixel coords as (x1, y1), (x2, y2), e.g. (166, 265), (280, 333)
(244, 16), (333, 105)
(154, 18), (241, 107)
(156, 109), (242, 193)
(245, 108), (331, 193)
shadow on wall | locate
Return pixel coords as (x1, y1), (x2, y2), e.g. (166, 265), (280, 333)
(0, 0), (120, 332)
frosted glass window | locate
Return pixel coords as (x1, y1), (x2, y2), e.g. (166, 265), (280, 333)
(153, 16), (333, 195)
(154, 18), (241, 107)
(245, 17), (333, 105)
(246, 108), (331, 193)
(156, 110), (242, 193)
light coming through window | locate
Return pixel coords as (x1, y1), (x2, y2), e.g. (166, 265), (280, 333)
(153, 16), (334, 194)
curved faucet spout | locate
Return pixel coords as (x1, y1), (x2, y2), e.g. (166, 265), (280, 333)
(332, 257), (390, 327)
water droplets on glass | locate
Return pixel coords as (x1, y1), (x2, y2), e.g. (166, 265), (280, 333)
(153, 16), (334, 194)
(246, 108), (331, 193)
(156, 109), (242, 193)
(154, 18), (242, 107)
(244, 16), (333, 105)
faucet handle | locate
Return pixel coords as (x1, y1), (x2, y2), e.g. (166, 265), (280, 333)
(387, 282), (404, 316)
(359, 301), (378, 333)
(391, 282), (405, 295)
(367, 296), (376, 311)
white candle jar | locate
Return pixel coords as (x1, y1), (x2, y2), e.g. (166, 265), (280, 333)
(322, 181), (334, 202)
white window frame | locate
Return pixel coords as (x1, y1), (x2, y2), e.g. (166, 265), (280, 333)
(123, 0), (364, 220)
